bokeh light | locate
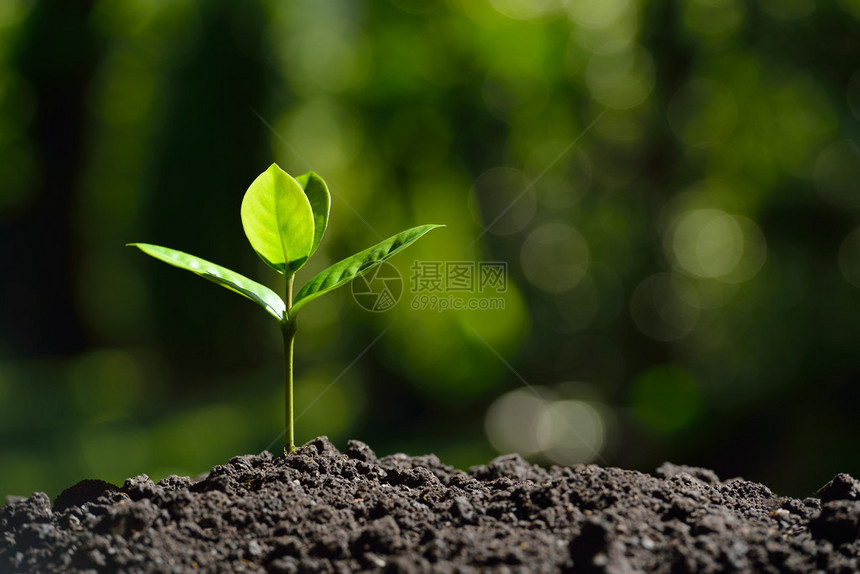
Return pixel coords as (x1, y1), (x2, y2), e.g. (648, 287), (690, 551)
(671, 209), (743, 278)
(485, 386), (610, 464)
(535, 400), (605, 465)
(484, 388), (547, 456)
(566, 0), (631, 30)
(521, 223), (590, 293)
(585, 41), (654, 109)
(2, 0), (860, 501)
(668, 208), (766, 283)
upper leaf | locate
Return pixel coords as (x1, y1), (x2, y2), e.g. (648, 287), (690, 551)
(128, 243), (286, 320)
(290, 224), (443, 318)
(294, 171), (330, 259)
(241, 164), (315, 275)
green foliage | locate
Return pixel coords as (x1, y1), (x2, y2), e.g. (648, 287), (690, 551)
(129, 165), (441, 452)
(292, 224), (443, 315)
(127, 243), (285, 320)
(294, 171), (331, 259)
(241, 164), (315, 275)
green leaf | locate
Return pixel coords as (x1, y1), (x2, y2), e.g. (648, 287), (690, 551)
(294, 171), (330, 260)
(128, 243), (286, 320)
(241, 164), (315, 275)
(291, 224), (443, 317)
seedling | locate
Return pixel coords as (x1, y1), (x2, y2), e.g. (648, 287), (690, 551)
(129, 164), (441, 453)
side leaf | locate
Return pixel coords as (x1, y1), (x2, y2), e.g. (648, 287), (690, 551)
(241, 164), (315, 275)
(291, 224), (443, 317)
(128, 243), (286, 320)
(294, 171), (330, 260)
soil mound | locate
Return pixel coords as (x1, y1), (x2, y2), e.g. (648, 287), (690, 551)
(2, 437), (858, 572)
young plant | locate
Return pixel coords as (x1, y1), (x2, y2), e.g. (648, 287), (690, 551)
(129, 164), (441, 453)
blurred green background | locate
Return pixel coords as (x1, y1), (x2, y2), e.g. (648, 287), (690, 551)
(2, 0), (860, 501)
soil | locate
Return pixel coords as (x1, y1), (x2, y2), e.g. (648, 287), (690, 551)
(1, 437), (859, 573)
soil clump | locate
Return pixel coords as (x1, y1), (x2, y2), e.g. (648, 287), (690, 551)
(2, 437), (858, 572)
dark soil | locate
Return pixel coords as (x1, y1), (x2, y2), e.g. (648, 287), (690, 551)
(2, 437), (859, 573)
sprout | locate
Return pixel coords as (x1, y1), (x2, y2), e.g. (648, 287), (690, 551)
(129, 164), (442, 453)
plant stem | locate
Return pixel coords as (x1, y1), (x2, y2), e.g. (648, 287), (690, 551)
(283, 275), (296, 454)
